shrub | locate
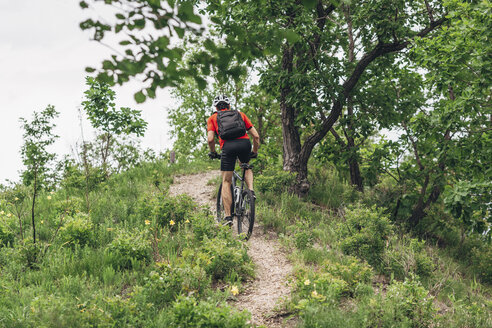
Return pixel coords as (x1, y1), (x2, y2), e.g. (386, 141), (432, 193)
(52, 197), (84, 217)
(292, 220), (315, 250)
(142, 262), (211, 307)
(255, 168), (295, 194)
(185, 236), (252, 281)
(159, 296), (251, 328)
(138, 193), (196, 228)
(470, 245), (492, 284)
(308, 167), (354, 209)
(322, 256), (373, 295)
(58, 213), (94, 247)
(106, 229), (151, 269)
(295, 269), (349, 307)
(0, 219), (15, 247)
(20, 238), (41, 268)
(338, 205), (393, 268)
(367, 277), (436, 328)
(189, 213), (218, 241)
(383, 237), (435, 280)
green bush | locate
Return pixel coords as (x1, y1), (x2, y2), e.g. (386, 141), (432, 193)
(255, 168), (295, 194)
(292, 220), (315, 250)
(138, 193), (196, 228)
(142, 262), (211, 307)
(308, 167), (354, 209)
(185, 236), (252, 281)
(383, 237), (435, 280)
(295, 269), (349, 308)
(106, 229), (151, 269)
(20, 238), (41, 268)
(160, 296), (251, 328)
(338, 205), (393, 268)
(58, 213), (94, 247)
(28, 294), (112, 328)
(322, 256), (373, 295)
(52, 197), (84, 217)
(470, 245), (492, 284)
(0, 219), (15, 247)
(189, 212), (217, 242)
(367, 278), (436, 328)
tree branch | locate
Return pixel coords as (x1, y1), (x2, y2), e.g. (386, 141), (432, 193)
(330, 128), (346, 148)
(298, 16), (447, 162)
(402, 121), (424, 171)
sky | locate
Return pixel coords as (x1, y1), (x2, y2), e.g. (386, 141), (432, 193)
(0, 0), (175, 184)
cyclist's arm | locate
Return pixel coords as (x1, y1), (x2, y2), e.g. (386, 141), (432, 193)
(207, 130), (216, 152)
(248, 127), (260, 153)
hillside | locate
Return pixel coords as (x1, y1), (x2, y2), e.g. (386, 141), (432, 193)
(0, 159), (490, 327)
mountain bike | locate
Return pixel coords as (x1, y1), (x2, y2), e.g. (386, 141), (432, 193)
(213, 154), (255, 240)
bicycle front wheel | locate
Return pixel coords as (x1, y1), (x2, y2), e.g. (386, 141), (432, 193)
(237, 189), (255, 240)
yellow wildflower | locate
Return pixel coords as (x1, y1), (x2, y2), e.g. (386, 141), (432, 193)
(106, 228), (114, 231)
(47, 196), (52, 200)
(145, 220), (151, 225)
(230, 285), (239, 296)
(304, 279), (310, 286)
(0, 210), (4, 215)
(311, 290), (318, 297)
(7, 213), (12, 218)
(40, 220), (44, 224)
(169, 220), (175, 226)
(185, 219), (190, 223)
(14, 197), (19, 201)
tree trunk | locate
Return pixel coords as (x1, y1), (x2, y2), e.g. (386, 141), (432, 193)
(348, 154), (364, 192)
(280, 46), (301, 170)
(31, 172), (37, 244)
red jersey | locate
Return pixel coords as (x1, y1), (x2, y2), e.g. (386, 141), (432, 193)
(207, 109), (253, 149)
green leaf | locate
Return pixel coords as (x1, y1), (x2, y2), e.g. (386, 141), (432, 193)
(119, 40), (131, 46)
(146, 87), (156, 99)
(85, 67), (96, 73)
(301, 0), (317, 9)
(79, 1), (89, 9)
(134, 19), (146, 29)
(283, 29), (300, 43)
(194, 76), (207, 90)
(115, 13), (125, 20)
(155, 36), (170, 49)
(134, 91), (146, 103)
(174, 27), (185, 38)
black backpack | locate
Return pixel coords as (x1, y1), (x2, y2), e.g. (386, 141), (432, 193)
(216, 110), (247, 140)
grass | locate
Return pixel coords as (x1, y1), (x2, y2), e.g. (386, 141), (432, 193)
(254, 166), (492, 328)
(0, 158), (253, 328)
(0, 159), (490, 327)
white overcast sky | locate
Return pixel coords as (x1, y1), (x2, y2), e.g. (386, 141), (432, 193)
(0, 0), (175, 184)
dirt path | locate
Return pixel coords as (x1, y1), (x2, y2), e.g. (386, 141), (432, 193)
(169, 170), (294, 327)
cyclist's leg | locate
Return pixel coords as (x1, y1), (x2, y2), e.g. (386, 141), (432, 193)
(222, 171), (233, 216)
(221, 141), (237, 217)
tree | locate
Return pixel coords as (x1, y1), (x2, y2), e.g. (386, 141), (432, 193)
(81, 76), (148, 176)
(206, 0), (447, 194)
(20, 105), (59, 244)
(398, 0), (492, 231)
(81, 0), (447, 194)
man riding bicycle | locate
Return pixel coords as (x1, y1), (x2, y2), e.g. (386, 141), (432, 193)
(207, 94), (260, 226)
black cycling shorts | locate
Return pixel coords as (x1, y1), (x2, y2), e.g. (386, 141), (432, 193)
(221, 139), (251, 171)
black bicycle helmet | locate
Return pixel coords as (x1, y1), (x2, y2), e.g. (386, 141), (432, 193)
(213, 94), (231, 107)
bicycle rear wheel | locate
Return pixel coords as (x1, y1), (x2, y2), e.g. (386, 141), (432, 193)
(237, 189), (255, 240)
(216, 183), (234, 224)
